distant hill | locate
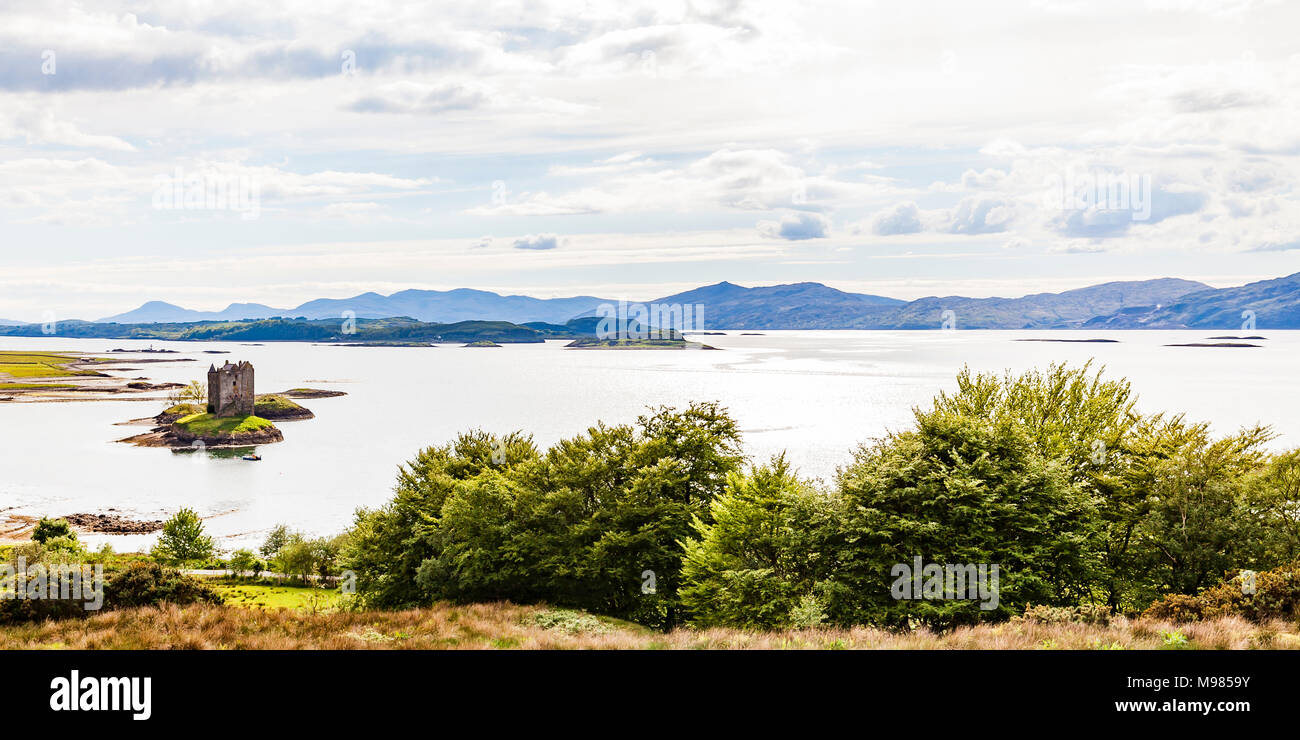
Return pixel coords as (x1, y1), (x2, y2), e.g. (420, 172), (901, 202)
(100, 301), (285, 324)
(99, 290), (613, 325)
(1082, 273), (1300, 329)
(0, 317), (562, 344)
(81, 272), (1300, 331)
(290, 288), (612, 324)
(876, 278), (1211, 330)
(636, 281), (904, 329)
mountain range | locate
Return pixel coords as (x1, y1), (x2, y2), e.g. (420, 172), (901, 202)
(50, 271), (1300, 330)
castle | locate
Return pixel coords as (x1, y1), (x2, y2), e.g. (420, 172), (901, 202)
(207, 361), (255, 417)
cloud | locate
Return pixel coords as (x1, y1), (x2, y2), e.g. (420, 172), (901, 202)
(347, 81), (490, 114)
(945, 197), (1014, 234)
(1247, 239), (1300, 252)
(758, 211), (829, 240)
(1169, 88), (1271, 113)
(961, 168), (1008, 188)
(868, 202), (922, 235)
(468, 148), (897, 217)
(513, 233), (562, 250)
(1049, 241), (1108, 254)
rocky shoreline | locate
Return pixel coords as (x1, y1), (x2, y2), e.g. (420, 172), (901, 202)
(64, 511), (165, 534)
(120, 424), (285, 449)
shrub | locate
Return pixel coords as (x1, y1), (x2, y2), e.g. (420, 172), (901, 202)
(1016, 604), (1113, 626)
(32, 517), (76, 544)
(1142, 562), (1300, 622)
(104, 562), (223, 608)
(1142, 594), (1204, 623)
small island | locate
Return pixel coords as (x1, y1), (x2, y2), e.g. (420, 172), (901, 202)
(463, 340), (502, 348)
(117, 361), (343, 449)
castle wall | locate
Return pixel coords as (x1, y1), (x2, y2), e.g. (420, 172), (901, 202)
(207, 362), (255, 417)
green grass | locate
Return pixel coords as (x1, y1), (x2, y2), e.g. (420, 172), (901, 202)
(161, 403), (203, 417)
(174, 413), (276, 436)
(253, 395), (307, 415)
(0, 351), (99, 379)
(0, 383), (78, 390)
(211, 583), (344, 612)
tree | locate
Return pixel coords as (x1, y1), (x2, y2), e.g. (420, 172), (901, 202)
(1247, 449), (1300, 564)
(830, 410), (1095, 628)
(340, 430), (539, 607)
(259, 524), (292, 559)
(152, 508), (215, 565)
(343, 403), (743, 628)
(1129, 425), (1273, 599)
(680, 456), (841, 629)
(229, 548), (258, 578)
(167, 380), (206, 406)
(32, 517), (75, 544)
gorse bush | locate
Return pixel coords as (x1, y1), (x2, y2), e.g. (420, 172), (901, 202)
(342, 365), (1300, 631)
(1016, 604), (1113, 626)
(1144, 561), (1300, 623)
(103, 562), (223, 609)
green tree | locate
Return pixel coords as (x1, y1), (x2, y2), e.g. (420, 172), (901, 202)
(32, 517), (75, 544)
(1247, 449), (1300, 564)
(680, 456), (841, 629)
(152, 508), (215, 565)
(167, 380), (206, 406)
(1129, 424), (1273, 600)
(830, 410), (1095, 628)
(259, 524), (292, 559)
(340, 430), (538, 607)
(229, 548), (258, 578)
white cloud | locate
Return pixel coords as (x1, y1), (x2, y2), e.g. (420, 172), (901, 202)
(513, 233), (563, 250)
(758, 211), (829, 240)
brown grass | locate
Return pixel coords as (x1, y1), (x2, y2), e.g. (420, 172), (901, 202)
(4, 602), (1300, 649)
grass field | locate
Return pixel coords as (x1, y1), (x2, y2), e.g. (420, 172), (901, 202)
(174, 413), (277, 436)
(213, 583), (344, 611)
(2, 602), (1297, 650)
(0, 351), (98, 380)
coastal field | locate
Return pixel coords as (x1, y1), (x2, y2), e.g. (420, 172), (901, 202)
(0, 351), (97, 379)
(3, 602), (1296, 650)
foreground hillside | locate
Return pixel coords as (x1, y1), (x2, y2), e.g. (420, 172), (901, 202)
(3, 602), (1297, 650)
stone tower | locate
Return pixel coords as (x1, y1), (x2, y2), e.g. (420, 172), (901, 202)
(207, 361), (255, 417)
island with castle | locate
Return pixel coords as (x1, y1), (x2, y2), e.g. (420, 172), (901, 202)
(117, 360), (344, 450)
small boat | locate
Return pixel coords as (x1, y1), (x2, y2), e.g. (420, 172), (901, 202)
(242, 454), (262, 461)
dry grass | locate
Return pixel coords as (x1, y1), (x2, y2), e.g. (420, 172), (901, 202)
(3, 603), (1300, 649)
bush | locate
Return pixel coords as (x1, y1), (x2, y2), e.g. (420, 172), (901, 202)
(1143, 562), (1300, 623)
(32, 517), (76, 545)
(1142, 594), (1204, 623)
(104, 562), (223, 609)
(1016, 604), (1113, 626)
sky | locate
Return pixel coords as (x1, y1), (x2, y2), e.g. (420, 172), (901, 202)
(0, 0), (1297, 321)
